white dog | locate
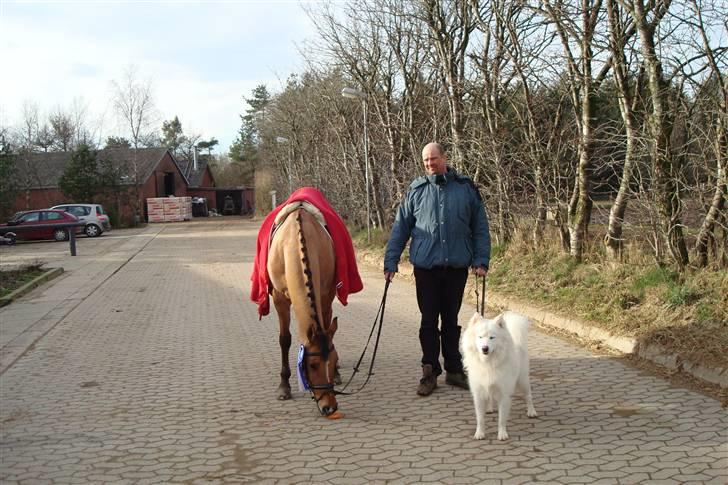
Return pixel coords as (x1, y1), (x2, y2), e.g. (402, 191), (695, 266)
(461, 311), (537, 440)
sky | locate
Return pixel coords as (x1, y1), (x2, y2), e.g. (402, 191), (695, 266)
(0, 0), (322, 155)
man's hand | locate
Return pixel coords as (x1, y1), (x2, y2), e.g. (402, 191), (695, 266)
(384, 271), (396, 282)
(471, 266), (488, 277)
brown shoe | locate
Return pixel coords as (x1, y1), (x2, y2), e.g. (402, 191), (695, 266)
(445, 371), (469, 390)
(417, 364), (438, 396)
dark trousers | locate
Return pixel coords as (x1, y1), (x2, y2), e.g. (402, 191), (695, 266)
(414, 266), (468, 375)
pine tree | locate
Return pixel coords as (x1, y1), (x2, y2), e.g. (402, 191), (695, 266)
(229, 85), (270, 185)
(59, 144), (100, 202)
(104, 136), (132, 149)
(161, 116), (185, 155)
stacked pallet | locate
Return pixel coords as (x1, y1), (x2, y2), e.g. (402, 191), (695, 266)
(147, 198), (165, 223)
(146, 197), (193, 223)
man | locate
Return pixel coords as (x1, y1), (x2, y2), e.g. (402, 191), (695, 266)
(384, 142), (490, 396)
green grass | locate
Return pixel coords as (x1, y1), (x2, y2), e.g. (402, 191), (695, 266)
(490, 243), (507, 260)
(663, 283), (701, 308)
(0, 265), (45, 298)
(632, 266), (679, 293)
(552, 256), (579, 282)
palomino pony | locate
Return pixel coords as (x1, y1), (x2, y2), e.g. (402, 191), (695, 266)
(267, 203), (339, 416)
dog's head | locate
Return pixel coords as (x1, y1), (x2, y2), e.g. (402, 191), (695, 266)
(464, 312), (508, 359)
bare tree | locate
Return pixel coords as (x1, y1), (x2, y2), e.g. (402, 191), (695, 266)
(540, 0), (608, 262)
(49, 108), (76, 152)
(307, 1), (394, 229)
(470, 0), (517, 244)
(620, 0), (689, 267)
(111, 66), (157, 150)
(111, 65), (158, 221)
(686, 0), (727, 267)
(419, 0), (476, 168)
(17, 101), (40, 152)
(603, 0), (643, 261)
(36, 123), (55, 152)
(69, 97), (94, 148)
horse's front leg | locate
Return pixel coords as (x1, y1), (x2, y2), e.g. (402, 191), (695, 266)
(272, 290), (292, 400)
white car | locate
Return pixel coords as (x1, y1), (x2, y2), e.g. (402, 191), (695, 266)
(50, 203), (112, 237)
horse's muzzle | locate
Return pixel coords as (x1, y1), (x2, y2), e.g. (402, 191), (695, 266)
(321, 404), (337, 416)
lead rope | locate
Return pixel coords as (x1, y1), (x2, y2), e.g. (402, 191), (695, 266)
(336, 278), (390, 395)
(474, 274), (486, 315)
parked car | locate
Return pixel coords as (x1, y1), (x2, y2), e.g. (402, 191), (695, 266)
(0, 210), (82, 242)
(50, 203), (111, 237)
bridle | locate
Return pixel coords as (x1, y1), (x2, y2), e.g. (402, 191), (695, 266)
(297, 341), (338, 413)
(295, 278), (392, 413)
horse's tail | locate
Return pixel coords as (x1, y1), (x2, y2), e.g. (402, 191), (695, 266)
(296, 210), (330, 357)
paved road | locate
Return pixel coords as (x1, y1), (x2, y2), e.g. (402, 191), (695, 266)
(1, 219), (725, 484)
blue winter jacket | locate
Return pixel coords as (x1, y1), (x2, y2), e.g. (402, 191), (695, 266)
(384, 167), (491, 273)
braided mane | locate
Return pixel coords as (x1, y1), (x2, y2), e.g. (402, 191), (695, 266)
(296, 211), (330, 358)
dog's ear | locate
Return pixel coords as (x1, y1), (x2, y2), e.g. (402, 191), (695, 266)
(495, 314), (505, 328)
(464, 312), (480, 329)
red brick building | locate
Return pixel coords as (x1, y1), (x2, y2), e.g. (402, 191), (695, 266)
(11, 147), (253, 224)
(178, 156), (254, 216)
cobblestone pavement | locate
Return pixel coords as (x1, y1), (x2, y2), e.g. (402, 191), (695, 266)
(1, 219), (726, 484)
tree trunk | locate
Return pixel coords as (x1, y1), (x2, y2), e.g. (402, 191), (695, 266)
(533, 165), (546, 248)
(568, 42), (594, 263)
(633, 0), (689, 267)
(604, 0), (640, 261)
(690, 0), (728, 267)
(694, 117), (727, 267)
(495, 167), (511, 245)
(422, 0), (474, 168)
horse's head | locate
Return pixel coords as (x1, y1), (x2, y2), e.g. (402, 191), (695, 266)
(302, 317), (339, 416)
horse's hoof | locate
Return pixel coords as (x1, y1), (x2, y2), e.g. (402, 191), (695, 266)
(277, 387), (292, 400)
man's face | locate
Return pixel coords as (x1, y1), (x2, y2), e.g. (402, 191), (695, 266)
(422, 145), (447, 175)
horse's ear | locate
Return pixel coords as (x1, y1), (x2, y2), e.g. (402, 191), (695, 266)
(328, 317), (338, 337)
(306, 325), (316, 342)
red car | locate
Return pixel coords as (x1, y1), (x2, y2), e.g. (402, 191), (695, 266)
(1, 209), (82, 242)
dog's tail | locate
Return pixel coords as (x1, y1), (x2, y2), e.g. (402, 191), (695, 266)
(503, 312), (530, 348)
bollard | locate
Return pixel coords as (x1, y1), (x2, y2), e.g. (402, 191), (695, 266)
(69, 230), (77, 256)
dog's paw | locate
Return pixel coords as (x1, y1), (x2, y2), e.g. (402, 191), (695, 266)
(497, 430), (509, 441)
(527, 409), (538, 418)
(473, 429), (486, 440)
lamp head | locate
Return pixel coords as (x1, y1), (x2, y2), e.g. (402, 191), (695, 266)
(341, 87), (365, 99)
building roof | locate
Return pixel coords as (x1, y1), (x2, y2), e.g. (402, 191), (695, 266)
(16, 147), (174, 189)
(177, 156), (215, 188)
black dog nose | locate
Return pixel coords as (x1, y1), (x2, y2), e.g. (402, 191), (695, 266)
(482, 346), (489, 355)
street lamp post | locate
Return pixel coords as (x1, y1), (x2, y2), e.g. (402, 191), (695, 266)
(275, 136), (292, 196)
(341, 86), (371, 243)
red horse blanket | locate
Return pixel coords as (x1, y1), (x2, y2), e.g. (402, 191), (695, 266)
(250, 187), (364, 319)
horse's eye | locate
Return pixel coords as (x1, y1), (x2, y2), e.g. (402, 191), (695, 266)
(309, 363), (319, 370)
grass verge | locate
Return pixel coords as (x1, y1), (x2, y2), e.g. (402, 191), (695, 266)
(1, 264), (47, 298)
(351, 227), (728, 371)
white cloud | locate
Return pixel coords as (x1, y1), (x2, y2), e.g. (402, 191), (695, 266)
(0, 1), (319, 154)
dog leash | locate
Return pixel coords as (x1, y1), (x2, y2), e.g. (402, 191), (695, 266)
(336, 279), (390, 395)
(474, 274), (486, 315)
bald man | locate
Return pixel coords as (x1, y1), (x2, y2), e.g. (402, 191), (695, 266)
(384, 142), (491, 396)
